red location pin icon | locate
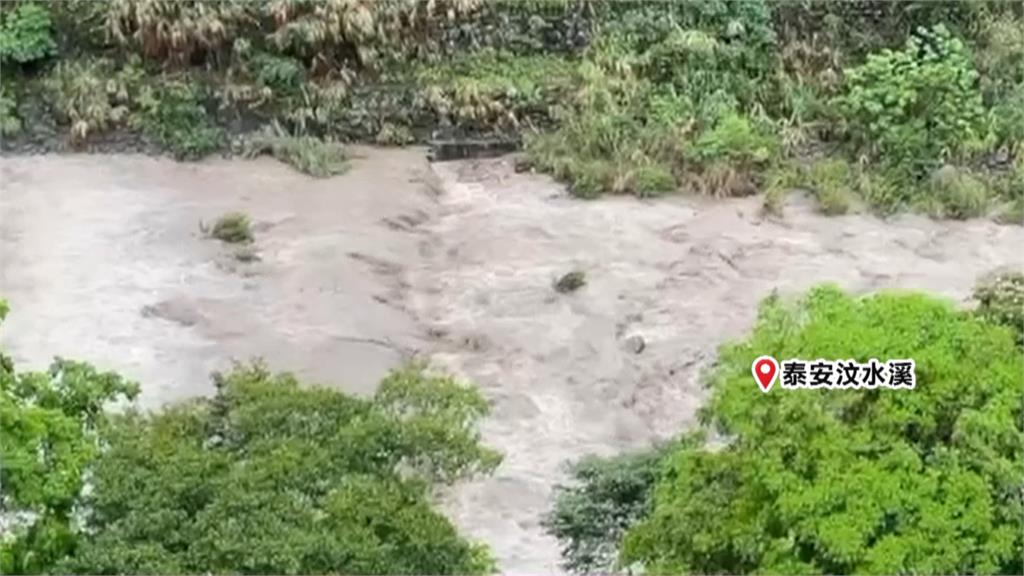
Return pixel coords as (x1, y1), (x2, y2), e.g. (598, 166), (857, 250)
(752, 356), (778, 393)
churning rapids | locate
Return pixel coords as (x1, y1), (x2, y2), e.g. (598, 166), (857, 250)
(2, 149), (1021, 573)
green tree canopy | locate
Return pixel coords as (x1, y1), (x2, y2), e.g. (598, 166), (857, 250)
(619, 286), (1024, 575)
(56, 362), (501, 575)
(1, 300), (501, 575)
(0, 300), (140, 574)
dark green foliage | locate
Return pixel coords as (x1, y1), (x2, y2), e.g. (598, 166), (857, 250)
(0, 2), (56, 64)
(2, 294), (500, 575)
(0, 87), (20, 136)
(772, 158), (857, 215)
(619, 286), (1024, 574)
(415, 52), (576, 135)
(136, 80), (221, 160)
(52, 362), (499, 575)
(43, 58), (130, 143)
(545, 447), (668, 574)
(241, 124), (349, 177)
(208, 212), (253, 244)
(994, 197), (1024, 225)
(4, 0), (1023, 213)
(837, 24), (986, 173)
(250, 51), (305, 96)
(972, 270), (1024, 345)
(632, 163), (677, 197)
(922, 165), (991, 219)
(0, 301), (140, 574)
(554, 270), (586, 293)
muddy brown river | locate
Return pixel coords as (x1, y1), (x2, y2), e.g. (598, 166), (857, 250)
(1, 149), (1021, 573)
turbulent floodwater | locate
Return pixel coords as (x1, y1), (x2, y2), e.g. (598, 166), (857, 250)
(1, 150), (1022, 573)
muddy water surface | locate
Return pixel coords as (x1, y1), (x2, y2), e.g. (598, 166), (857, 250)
(1, 151), (1021, 573)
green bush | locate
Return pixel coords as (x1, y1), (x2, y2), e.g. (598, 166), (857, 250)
(688, 111), (777, 168)
(0, 301), (140, 574)
(599, 0), (776, 65)
(923, 165), (991, 219)
(416, 53), (576, 134)
(374, 122), (414, 146)
(772, 158), (856, 215)
(51, 363), (499, 575)
(136, 80), (221, 160)
(523, 58), (648, 197)
(619, 285), (1024, 574)
(545, 448), (668, 574)
(683, 112), (777, 197)
(208, 212), (253, 244)
(1, 299), (500, 574)
(989, 83), (1024, 156)
(0, 87), (20, 136)
(975, 15), (1024, 104)
(994, 197), (1024, 226)
(807, 158), (854, 215)
(838, 25), (986, 173)
(43, 58), (131, 143)
(633, 163), (678, 196)
(241, 125), (349, 178)
(854, 166), (916, 215)
(0, 2), (56, 64)
(972, 270), (1024, 345)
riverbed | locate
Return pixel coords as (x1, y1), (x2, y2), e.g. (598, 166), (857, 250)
(2, 149), (1020, 573)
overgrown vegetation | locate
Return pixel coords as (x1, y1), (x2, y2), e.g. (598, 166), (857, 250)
(0, 87), (20, 136)
(1, 0), (1021, 217)
(135, 79), (221, 160)
(0, 301), (500, 574)
(0, 301), (140, 574)
(972, 269), (1024, 345)
(837, 24), (986, 173)
(544, 447), (668, 574)
(241, 124), (348, 177)
(0, 1), (55, 65)
(207, 211), (253, 244)
(549, 283), (1024, 575)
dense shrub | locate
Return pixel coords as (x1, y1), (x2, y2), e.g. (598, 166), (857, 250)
(102, 0), (252, 66)
(207, 211), (253, 244)
(0, 301), (140, 574)
(618, 286), (1024, 574)
(415, 52), (575, 135)
(545, 447), (668, 574)
(837, 24), (986, 173)
(43, 58), (136, 143)
(0, 2), (56, 64)
(0, 87), (20, 136)
(241, 124), (349, 177)
(771, 158), (857, 215)
(53, 363), (499, 575)
(972, 270), (1024, 345)
(4, 0), (1022, 216)
(922, 165), (991, 219)
(136, 80), (221, 160)
(1, 301), (500, 574)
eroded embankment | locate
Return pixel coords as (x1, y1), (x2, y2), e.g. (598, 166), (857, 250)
(1, 150), (1021, 573)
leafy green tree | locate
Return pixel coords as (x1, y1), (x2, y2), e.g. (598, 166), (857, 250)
(544, 446), (669, 574)
(55, 362), (501, 575)
(838, 24), (986, 173)
(0, 2), (56, 65)
(620, 286), (1024, 575)
(0, 300), (140, 574)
